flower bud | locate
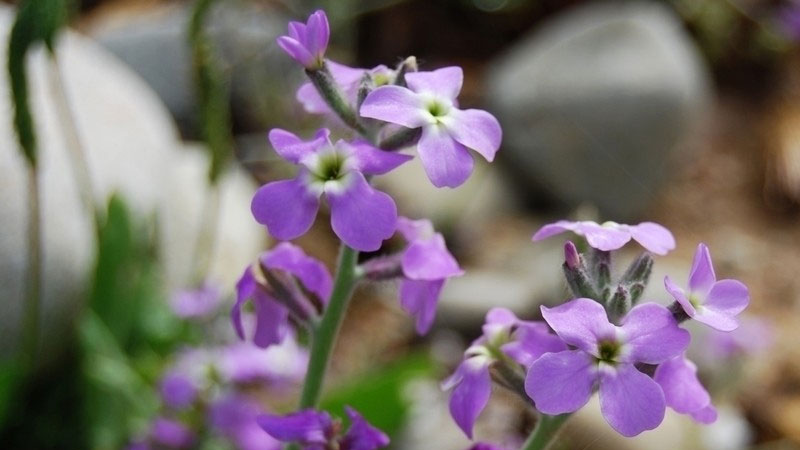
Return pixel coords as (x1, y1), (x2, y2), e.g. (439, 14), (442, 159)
(564, 241), (580, 270)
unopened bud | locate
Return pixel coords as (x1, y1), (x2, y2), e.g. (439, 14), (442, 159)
(360, 254), (404, 281)
(564, 241), (580, 270)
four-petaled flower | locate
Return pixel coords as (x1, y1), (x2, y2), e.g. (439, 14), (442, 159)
(277, 10), (329, 70)
(232, 242), (332, 348)
(360, 67), (502, 188)
(257, 407), (389, 450)
(532, 220), (676, 255)
(252, 128), (410, 251)
(396, 217), (464, 334)
(525, 298), (690, 437)
(444, 308), (565, 438)
(664, 243), (749, 331)
(654, 354), (717, 424)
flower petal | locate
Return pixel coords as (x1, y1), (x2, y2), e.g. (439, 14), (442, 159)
(629, 222), (675, 255)
(525, 350), (595, 414)
(599, 364), (665, 437)
(359, 86), (427, 128)
(417, 125), (474, 188)
(579, 222), (632, 252)
(341, 406), (390, 450)
(665, 275), (696, 317)
(276, 36), (314, 67)
(406, 66), (463, 100)
(448, 357), (491, 439)
(447, 108), (502, 162)
(251, 176), (320, 241)
(306, 10), (329, 57)
(399, 279), (444, 335)
(327, 172), (397, 251)
(261, 242), (333, 303)
(268, 128), (329, 164)
(252, 293), (289, 348)
(540, 298), (615, 354)
(531, 220), (579, 241)
(401, 234), (463, 280)
(502, 321), (567, 368)
(693, 307), (740, 332)
(705, 279), (749, 317)
(346, 140), (413, 175)
(690, 405), (718, 424)
(653, 355), (711, 415)
(396, 216), (435, 241)
(619, 302), (690, 364)
(232, 267), (256, 340)
(257, 410), (332, 445)
(688, 243), (716, 296)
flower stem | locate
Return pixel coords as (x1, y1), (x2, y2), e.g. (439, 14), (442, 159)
(306, 63), (367, 135)
(298, 244), (360, 408)
(521, 414), (571, 450)
(22, 164), (42, 369)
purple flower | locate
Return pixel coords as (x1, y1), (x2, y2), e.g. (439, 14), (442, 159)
(210, 395), (281, 450)
(277, 10), (329, 69)
(654, 354), (717, 424)
(525, 298), (690, 437)
(169, 281), (221, 319)
(444, 308), (565, 438)
(298, 61), (393, 116)
(257, 407), (388, 450)
(159, 371), (198, 410)
(251, 128), (410, 251)
(360, 67), (502, 188)
(706, 316), (772, 360)
(150, 417), (195, 448)
(219, 337), (308, 385)
(232, 242), (333, 348)
(664, 243), (749, 331)
(532, 220), (675, 255)
(396, 217), (464, 334)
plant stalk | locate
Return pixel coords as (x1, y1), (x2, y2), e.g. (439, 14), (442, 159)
(521, 414), (571, 450)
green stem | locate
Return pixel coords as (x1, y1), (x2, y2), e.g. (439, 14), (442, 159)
(521, 414), (571, 450)
(298, 244), (360, 408)
(306, 64), (367, 135)
(22, 164), (42, 369)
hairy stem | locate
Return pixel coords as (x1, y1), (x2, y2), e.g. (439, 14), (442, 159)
(306, 64), (367, 135)
(298, 245), (360, 408)
(521, 414), (571, 450)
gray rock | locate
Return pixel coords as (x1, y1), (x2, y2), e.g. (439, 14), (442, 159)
(488, 1), (710, 220)
(88, 2), (300, 135)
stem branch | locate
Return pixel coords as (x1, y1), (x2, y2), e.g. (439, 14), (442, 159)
(521, 414), (571, 450)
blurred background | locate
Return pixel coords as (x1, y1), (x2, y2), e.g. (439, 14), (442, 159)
(1, 0), (799, 448)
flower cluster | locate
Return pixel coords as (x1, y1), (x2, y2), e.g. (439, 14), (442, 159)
(258, 407), (389, 450)
(444, 220), (752, 441)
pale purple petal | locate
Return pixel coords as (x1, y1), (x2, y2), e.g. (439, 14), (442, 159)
(599, 364), (665, 437)
(705, 280), (749, 317)
(619, 303), (690, 364)
(297, 82), (329, 114)
(346, 140), (413, 175)
(690, 405), (718, 424)
(171, 282), (221, 319)
(540, 298), (615, 354)
(447, 108), (502, 162)
(341, 406), (390, 450)
(502, 321), (567, 368)
(485, 307), (518, 327)
(160, 372), (197, 410)
(268, 128), (329, 164)
(305, 10), (329, 58)
(629, 222), (676, 255)
(327, 172), (397, 251)
(210, 396), (281, 450)
(232, 267), (256, 340)
(150, 418), (195, 448)
(579, 222), (632, 252)
(252, 292), (289, 348)
(448, 357), (491, 438)
(261, 242), (333, 303)
(665, 275), (696, 317)
(257, 410), (332, 445)
(693, 307), (740, 332)
(401, 234), (463, 280)
(531, 220), (579, 241)
(399, 279), (444, 334)
(653, 355), (711, 415)
(251, 176), (320, 241)
(525, 350), (595, 414)
(277, 36), (314, 67)
(406, 67), (463, 100)
(688, 243), (716, 296)
(359, 86), (427, 128)
(417, 125), (474, 188)
(396, 216), (435, 242)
